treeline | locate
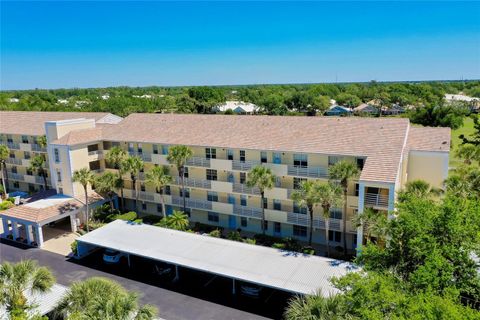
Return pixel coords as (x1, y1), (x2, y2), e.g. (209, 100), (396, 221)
(0, 81), (479, 128)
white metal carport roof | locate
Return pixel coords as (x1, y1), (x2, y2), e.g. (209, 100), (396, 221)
(77, 220), (358, 295)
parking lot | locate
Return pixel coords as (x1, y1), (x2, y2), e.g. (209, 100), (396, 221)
(74, 248), (293, 319)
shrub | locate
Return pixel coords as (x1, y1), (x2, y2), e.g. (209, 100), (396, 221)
(0, 201), (14, 211)
(254, 234), (281, 246)
(243, 238), (256, 245)
(209, 229), (222, 238)
(84, 220), (106, 231)
(133, 218), (143, 224)
(141, 215), (162, 225)
(272, 242), (286, 249)
(227, 231), (242, 242)
(193, 222), (223, 233)
(6, 197), (16, 204)
(283, 237), (301, 252)
(113, 211), (137, 221)
(302, 246), (315, 255)
(71, 241), (78, 255)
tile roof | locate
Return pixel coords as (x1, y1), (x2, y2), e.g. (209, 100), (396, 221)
(0, 191), (103, 224)
(51, 126), (105, 145)
(0, 111), (117, 136)
(407, 126), (451, 153)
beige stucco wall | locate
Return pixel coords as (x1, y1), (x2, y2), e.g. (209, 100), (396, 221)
(407, 151), (449, 189)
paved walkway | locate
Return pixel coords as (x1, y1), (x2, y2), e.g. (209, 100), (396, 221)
(0, 242), (272, 320)
(42, 227), (78, 256)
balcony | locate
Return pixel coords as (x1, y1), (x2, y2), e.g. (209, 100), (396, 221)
(7, 142), (20, 150)
(88, 150), (103, 157)
(31, 144), (47, 153)
(287, 165), (328, 179)
(6, 158), (22, 165)
(232, 183), (260, 195)
(232, 160), (260, 171)
(9, 173), (24, 181)
(128, 151), (152, 162)
(286, 212), (342, 231)
(233, 205), (262, 218)
(186, 157), (211, 168)
(172, 196), (213, 210)
(175, 176), (212, 189)
(364, 193), (389, 208)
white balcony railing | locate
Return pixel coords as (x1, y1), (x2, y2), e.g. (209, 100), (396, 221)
(6, 158), (22, 165)
(287, 165), (329, 178)
(364, 193), (389, 208)
(286, 212), (342, 231)
(128, 151), (152, 162)
(232, 183), (261, 195)
(88, 150), (103, 157)
(186, 157), (211, 168)
(172, 196), (213, 210)
(175, 177), (212, 189)
(233, 205), (262, 218)
(232, 160), (260, 171)
(7, 142), (20, 150)
(9, 173), (24, 181)
(31, 144), (47, 153)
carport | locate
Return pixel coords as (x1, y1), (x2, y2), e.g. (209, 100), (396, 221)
(76, 220), (357, 296)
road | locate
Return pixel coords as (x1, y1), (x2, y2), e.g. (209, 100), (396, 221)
(0, 241), (273, 320)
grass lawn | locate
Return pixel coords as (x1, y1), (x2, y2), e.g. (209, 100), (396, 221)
(450, 116), (475, 167)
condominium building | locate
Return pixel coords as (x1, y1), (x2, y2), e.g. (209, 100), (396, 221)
(0, 111), (450, 252)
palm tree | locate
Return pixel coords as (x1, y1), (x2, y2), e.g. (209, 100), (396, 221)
(0, 144), (9, 197)
(146, 166), (172, 218)
(122, 156), (144, 212)
(455, 144), (480, 165)
(0, 260), (55, 318)
(329, 160), (360, 257)
(284, 290), (352, 320)
(397, 179), (442, 203)
(158, 210), (189, 231)
(106, 146), (128, 211)
(291, 180), (321, 247)
(246, 166), (276, 236)
(352, 208), (388, 244)
(167, 145), (193, 213)
(73, 168), (95, 232)
(94, 171), (121, 212)
(29, 154), (49, 190)
(54, 277), (157, 320)
(316, 182), (344, 257)
(36, 135), (47, 149)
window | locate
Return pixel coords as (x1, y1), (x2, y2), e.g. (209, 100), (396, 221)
(239, 172), (246, 184)
(13, 181), (19, 189)
(329, 230), (341, 242)
(263, 198), (268, 209)
(293, 203), (307, 215)
(28, 184), (35, 192)
(153, 144), (158, 154)
(241, 217), (248, 227)
(355, 183), (360, 197)
(293, 154), (308, 167)
(7, 135), (13, 143)
(141, 183), (145, 192)
(9, 152), (15, 159)
(162, 145), (169, 155)
(87, 144), (98, 152)
(157, 204), (163, 213)
(24, 151), (30, 160)
(356, 158), (365, 170)
(26, 168), (33, 176)
(263, 220), (268, 230)
(227, 149), (234, 160)
(293, 225), (307, 237)
(260, 151), (267, 163)
(273, 152), (281, 164)
(184, 167), (189, 178)
(205, 148), (216, 159)
(56, 169), (62, 182)
(128, 143), (134, 153)
(273, 199), (281, 211)
(137, 143), (143, 154)
(12, 166), (17, 174)
(180, 188), (190, 198)
(208, 212), (219, 222)
(353, 234), (357, 246)
(329, 208), (342, 219)
(207, 191), (218, 202)
(206, 169), (217, 181)
(328, 156), (340, 166)
(239, 150), (246, 162)
(293, 177), (306, 190)
(21, 136), (28, 144)
(274, 222), (281, 233)
(240, 195), (247, 206)
(142, 202), (147, 211)
(165, 186), (171, 195)
(54, 148), (60, 163)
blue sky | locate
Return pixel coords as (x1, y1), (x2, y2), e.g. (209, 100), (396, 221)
(1, 1), (479, 90)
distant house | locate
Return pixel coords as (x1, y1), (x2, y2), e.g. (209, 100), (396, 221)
(8, 98), (19, 103)
(214, 101), (259, 114)
(382, 104), (406, 116)
(445, 94), (480, 113)
(354, 100), (380, 116)
(325, 105), (352, 116)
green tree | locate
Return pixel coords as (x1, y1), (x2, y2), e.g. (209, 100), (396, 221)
(157, 210), (189, 231)
(335, 93), (362, 109)
(246, 166), (276, 236)
(54, 277), (157, 320)
(145, 166), (172, 218)
(29, 155), (49, 191)
(167, 145), (193, 214)
(36, 135), (47, 149)
(455, 144), (480, 165)
(329, 161), (359, 256)
(0, 144), (9, 196)
(351, 208), (387, 245)
(284, 290), (352, 320)
(122, 156), (144, 212)
(72, 168), (95, 232)
(105, 146), (127, 210)
(397, 179), (442, 203)
(317, 182), (344, 256)
(460, 114), (480, 146)
(0, 260), (55, 319)
(94, 171), (121, 213)
(445, 164), (480, 199)
(290, 180), (321, 247)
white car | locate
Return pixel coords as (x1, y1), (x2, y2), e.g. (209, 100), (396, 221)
(103, 249), (127, 264)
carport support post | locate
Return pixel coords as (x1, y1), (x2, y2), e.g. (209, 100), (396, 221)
(36, 224), (44, 247)
(12, 221), (19, 240)
(174, 265), (179, 282)
(127, 254), (131, 268)
(1, 219), (9, 237)
(232, 279), (236, 295)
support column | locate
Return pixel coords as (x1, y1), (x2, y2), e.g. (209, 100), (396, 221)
(36, 225), (44, 247)
(12, 221), (19, 240)
(173, 265), (179, 282)
(70, 214), (77, 232)
(387, 184), (395, 214)
(1, 218), (9, 237)
(356, 182), (365, 254)
(232, 279), (236, 295)
(25, 224), (32, 244)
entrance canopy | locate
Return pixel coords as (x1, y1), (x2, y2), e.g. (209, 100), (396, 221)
(77, 220), (358, 295)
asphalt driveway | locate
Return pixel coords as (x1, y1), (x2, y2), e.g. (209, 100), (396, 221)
(0, 241), (273, 320)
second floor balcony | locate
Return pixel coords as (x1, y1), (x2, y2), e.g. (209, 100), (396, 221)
(364, 192), (389, 208)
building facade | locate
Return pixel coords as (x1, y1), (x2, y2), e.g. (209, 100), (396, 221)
(0, 112), (450, 253)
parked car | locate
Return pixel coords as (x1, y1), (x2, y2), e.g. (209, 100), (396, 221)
(102, 249), (127, 264)
(240, 283), (263, 298)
